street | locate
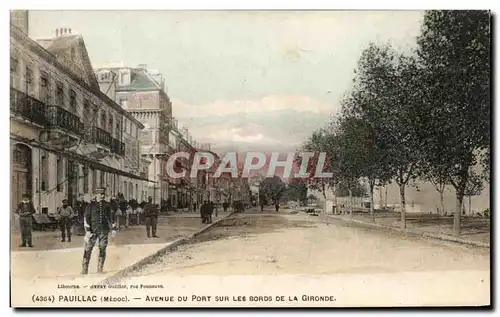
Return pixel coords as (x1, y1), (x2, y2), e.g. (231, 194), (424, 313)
(129, 208), (490, 276)
(119, 207), (490, 306)
(10, 208), (490, 306)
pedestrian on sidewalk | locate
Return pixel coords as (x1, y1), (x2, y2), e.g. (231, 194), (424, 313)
(275, 201), (280, 213)
(15, 193), (35, 248)
(118, 193), (128, 229)
(81, 188), (116, 275)
(261, 201), (264, 213)
(144, 197), (159, 238)
(223, 201), (228, 213)
(210, 201), (218, 218)
(208, 201), (214, 223)
(200, 201), (208, 224)
(57, 199), (75, 242)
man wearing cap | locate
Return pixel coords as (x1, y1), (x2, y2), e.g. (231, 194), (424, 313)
(81, 188), (116, 275)
(15, 193), (36, 247)
(57, 199), (75, 242)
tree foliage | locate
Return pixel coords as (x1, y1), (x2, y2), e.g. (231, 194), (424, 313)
(300, 10), (490, 235)
(259, 176), (287, 203)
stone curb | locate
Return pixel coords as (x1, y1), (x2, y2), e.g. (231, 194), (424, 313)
(324, 215), (490, 248)
(98, 211), (238, 285)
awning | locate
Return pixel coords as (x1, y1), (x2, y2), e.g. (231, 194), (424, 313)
(11, 134), (156, 183)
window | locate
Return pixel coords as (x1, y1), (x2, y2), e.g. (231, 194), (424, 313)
(140, 130), (151, 144)
(70, 89), (77, 111)
(83, 165), (89, 193)
(25, 66), (33, 94)
(83, 99), (91, 125)
(56, 82), (64, 107)
(123, 181), (127, 199)
(119, 98), (128, 109)
(92, 169), (97, 191)
(56, 156), (63, 192)
(100, 171), (105, 188)
(39, 73), (49, 103)
(10, 57), (19, 88)
(100, 111), (107, 129)
(135, 184), (138, 200)
(108, 116), (114, 135)
(41, 151), (49, 191)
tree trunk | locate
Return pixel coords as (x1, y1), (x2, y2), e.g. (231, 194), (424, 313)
(453, 194), (463, 237)
(385, 186), (388, 209)
(439, 190), (445, 216)
(399, 184), (406, 229)
(468, 195), (472, 216)
(369, 181), (375, 222)
(348, 188), (353, 217)
(333, 184), (338, 215)
(379, 186), (383, 210)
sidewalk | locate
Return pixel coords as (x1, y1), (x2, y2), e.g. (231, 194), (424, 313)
(10, 212), (231, 279)
(319, 213), (490, 248)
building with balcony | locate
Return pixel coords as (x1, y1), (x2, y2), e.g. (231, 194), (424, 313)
(10, 14), (151, 215)
(94, 65), (172, 206)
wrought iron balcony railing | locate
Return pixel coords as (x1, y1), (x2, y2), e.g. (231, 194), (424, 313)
(46, 105), (84, 136)
(88, 126), (112, 148)
(10, 88), (47, 126)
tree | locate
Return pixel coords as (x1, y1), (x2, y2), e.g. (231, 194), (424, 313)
(282, 179), (308, 203)
(464, 171), (484, 216)
(342, 43), (421, 226)
(259, 176), (287, 204)
(417, 10), (490, 236)
(296, 127), (341, 212)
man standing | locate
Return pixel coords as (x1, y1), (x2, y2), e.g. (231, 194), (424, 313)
(207, 200), (214, 223)
(200, 201), (208, 224)
(275, 201), (280, 213)
(57, 199), (75, 242)
(144, 197), (159, 238)
(261, 201), (265, 213)
(81, 188), (116, 275)
(15, 193), (35, 247)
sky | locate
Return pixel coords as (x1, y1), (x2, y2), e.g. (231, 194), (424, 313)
(28, 10), (425, 154)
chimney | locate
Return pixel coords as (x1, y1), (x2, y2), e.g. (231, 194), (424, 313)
(55, 29), (59, 37)
(69, 28), (72, 34)
(64, 28), (67, 35)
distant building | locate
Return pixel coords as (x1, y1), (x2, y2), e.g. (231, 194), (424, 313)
(95, 65), (172, 206)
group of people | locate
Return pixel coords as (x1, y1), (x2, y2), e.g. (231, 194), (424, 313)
(14, 190), (161, 275)
(79, 190), (160, 274)
(199, 201), (216, 224)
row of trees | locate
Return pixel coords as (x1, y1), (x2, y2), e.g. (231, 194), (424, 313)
(299, 10), (490, 236)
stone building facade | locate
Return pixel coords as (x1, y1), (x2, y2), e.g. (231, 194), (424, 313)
(10, 16), (150, 217)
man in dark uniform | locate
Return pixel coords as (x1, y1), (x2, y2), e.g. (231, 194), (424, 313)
(144, 197), (159, 238)
(81, 188), (116, 275)
(15, 193), (36, 247)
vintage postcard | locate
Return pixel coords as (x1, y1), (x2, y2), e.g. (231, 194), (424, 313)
(9, 10), (490, 308)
